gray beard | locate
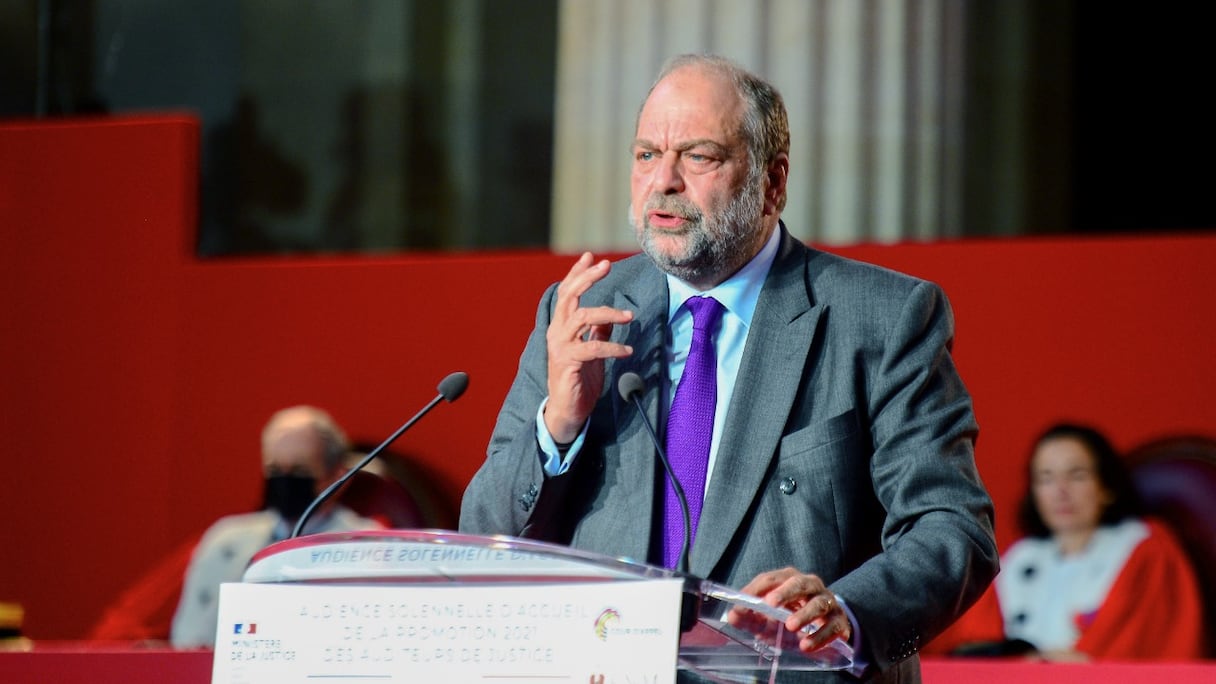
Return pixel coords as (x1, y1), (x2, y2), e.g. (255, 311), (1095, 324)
(630, 176), (765, 286)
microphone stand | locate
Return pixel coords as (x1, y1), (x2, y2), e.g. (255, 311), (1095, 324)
(618, 373), (699, 633)
(290, 371), (468, 538)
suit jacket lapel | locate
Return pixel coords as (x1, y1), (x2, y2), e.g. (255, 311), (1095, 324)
(690, 231), (825, 576)
(599, 263), (668, 562)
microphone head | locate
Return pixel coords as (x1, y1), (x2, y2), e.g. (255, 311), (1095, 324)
(438, 371), (469, 402)
(617, 372), (645, 402)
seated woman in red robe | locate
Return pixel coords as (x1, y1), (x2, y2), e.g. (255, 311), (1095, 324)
(928, 423), (1204, 661)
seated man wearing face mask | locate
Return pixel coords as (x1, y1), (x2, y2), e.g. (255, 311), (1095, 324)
(170, 405), (383, 648)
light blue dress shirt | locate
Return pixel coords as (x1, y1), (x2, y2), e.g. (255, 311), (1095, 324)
(536, 225), (780, 481)
(660, 226), (780, 492)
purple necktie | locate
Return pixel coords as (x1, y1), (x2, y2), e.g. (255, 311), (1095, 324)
(663, 296), (725, 569)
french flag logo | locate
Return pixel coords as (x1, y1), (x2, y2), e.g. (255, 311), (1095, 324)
(233, 623), (258, 635)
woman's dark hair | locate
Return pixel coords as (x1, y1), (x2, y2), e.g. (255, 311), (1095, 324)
(1017, 423), (1144, 538)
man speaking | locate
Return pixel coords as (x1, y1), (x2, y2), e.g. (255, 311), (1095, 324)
(461, 54), (997, 682)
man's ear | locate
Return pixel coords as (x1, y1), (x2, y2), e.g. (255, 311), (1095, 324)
(763, 153), (790, 216)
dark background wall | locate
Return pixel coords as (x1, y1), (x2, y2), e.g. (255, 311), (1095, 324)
(1070, 8), (1211, 233)
(2, 1), (1212, 254)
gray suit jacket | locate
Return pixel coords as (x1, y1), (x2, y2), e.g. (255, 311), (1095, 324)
(461, 228), (998, 682)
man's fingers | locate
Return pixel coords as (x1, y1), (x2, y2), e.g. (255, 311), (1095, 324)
(555, 254), (610, 313)
(551, 254), (631, 344)
(737, 567), (800, 598)
(562, 339), (634, 362)
(784, 591), (834, 627)
(764, 573), (826, 609)
(577, 307), (635, 334)
(799, 613), (852, 653)
(548, 306), (634, 353)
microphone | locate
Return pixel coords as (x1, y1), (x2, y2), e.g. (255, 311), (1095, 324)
(290, 371), (469, 538)
(617, 371), (691, 575)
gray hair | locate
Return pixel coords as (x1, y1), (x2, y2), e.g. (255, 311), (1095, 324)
(262, 405), (350, 471)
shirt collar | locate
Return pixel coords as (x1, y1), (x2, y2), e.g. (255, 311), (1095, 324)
(666, 223), (782, 327)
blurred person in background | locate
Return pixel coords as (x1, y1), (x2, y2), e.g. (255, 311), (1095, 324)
(929, 423), (1204, 660)
(170, 405), (382, 648)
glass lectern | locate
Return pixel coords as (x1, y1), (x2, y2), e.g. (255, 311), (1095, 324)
(241, 529), (854, 683)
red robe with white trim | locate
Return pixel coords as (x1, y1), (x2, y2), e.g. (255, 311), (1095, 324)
(925, 518), (1204, 660)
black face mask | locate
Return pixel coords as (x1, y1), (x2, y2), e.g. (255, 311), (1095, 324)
(262, 474), (317, 521)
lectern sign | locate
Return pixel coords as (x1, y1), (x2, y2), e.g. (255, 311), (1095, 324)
(211, 579), (682, 683)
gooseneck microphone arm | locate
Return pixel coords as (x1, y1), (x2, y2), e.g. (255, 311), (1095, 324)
(618, 371), (691, 575)
(290, 371), (469, 539)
